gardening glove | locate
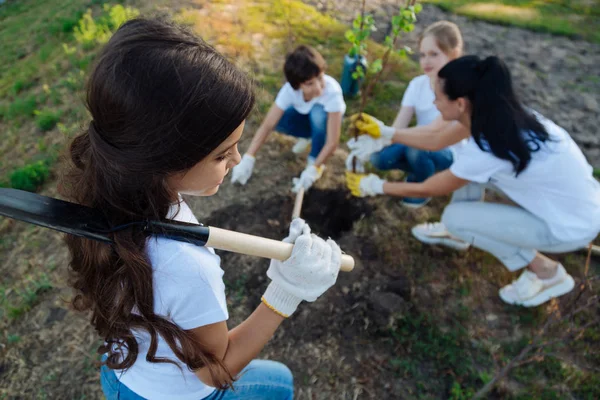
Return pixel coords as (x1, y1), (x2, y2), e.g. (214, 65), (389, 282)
(291, 165), (324, 193)
(349, 113), (396, 139)
(344, 153), (365, 173)
(231, 154), (255, 185)
(346, 135), (391, 162)
(346, 172), (385, 197)
(262, 218), (342, 317)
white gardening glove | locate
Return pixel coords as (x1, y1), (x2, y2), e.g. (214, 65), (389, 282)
(346, 172), (385, 197)
(262, 218), (342, 317)
(344, 153), (365, 173)
(230, 154), (255, 185)
(346, 135), (391, 163)
(291, 165), (323, 193)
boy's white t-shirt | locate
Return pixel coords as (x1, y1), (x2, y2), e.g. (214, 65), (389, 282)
(401, 74), (440, 127)
(450, 112), (600, 243)
(274, 74), (346, 115)
(116, 199), (227, 400)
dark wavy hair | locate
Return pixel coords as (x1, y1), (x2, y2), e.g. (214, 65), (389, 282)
(283, 45), (326, 89)
(59, 18), (255, 388)
(438, 55), (550, 175)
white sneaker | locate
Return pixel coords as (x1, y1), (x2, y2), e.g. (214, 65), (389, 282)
(292, 138), (311, 154)
(411, 222), (471, 251)
(499, 264), (575, 307)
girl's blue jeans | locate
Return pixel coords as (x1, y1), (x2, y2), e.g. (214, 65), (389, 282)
(275, 104), (327, 160)
(100, 359), (294, 400)
(370, 144), (453, 183)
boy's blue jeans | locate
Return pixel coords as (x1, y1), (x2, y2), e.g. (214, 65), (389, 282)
(275, 104), (327, 159)
(370, 144), (453, 184)
(100, 359), (294, 399)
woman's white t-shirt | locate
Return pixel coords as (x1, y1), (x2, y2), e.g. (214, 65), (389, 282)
(274, 74), (346, 115)
(116, 199), (227, 400)
(401, 74), (440, 127)
(450, 112), (600, 243)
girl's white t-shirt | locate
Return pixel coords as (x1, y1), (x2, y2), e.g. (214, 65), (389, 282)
(274, 74), (346, 115)
(450, 112), (600, 243)
(401, 74), (466, 155)
(115, 199), (227, 400)
(401, 74), (440, 127)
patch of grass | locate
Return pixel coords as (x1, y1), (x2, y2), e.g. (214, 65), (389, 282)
(4, 95), (38, 120)
(8, 155), (56, 192)
(35, 109), (61, 131)
(389, 310), (489, 397)
(423, 0), (600, 43)
(7, 334), (21, 344)
(3, 274), (53, 320)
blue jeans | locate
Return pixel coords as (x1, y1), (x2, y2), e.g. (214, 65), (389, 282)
(370, 144), (453, 183)
(100, 359), (294, 400)
(275, 104), (327, 159)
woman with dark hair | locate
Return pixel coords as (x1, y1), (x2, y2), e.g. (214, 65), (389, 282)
(347, 55), (600, 307)
(61, 18), (342, 399)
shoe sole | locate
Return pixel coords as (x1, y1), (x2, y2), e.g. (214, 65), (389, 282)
(499, 275), (575, 307)
(411, 227), (471, 251)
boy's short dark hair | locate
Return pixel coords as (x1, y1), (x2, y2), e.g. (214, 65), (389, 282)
(283, 45), (327, 90)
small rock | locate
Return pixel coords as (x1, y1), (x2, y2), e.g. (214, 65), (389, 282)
(486, 314), (498, 322)
(582, 94), (599, 112)
(369, 291), (409, 316)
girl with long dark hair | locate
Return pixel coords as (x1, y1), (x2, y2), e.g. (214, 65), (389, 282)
(347, 55), (600, 307)
(61, 18), (341, 399)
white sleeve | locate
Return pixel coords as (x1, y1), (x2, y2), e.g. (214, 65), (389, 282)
(274, 83), (294, 111)
(321, 77), (346, 114)
(156, 246), (229, 330)
(450, 139), (509, 183)
(322, 91), (346, 114)
(401, 78), (419, 107)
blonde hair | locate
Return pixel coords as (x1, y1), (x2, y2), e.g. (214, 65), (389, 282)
(419, 21), (463, 59)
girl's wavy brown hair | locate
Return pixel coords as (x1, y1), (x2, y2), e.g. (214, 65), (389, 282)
(59, 17), (255, 388)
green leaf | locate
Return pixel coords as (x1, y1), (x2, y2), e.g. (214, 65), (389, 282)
(368, 59), (383, 74)
(414, 3), (423, 13)
(345, 30), (356, 43)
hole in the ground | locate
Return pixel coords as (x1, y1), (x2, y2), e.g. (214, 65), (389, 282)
(204, 189), (372, 240)
(301, 188), (372, 239)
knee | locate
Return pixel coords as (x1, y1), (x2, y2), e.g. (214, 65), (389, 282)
(441, 203), (465, 234)
(405, 147), (428, 166)
(246, 359), (294, 386)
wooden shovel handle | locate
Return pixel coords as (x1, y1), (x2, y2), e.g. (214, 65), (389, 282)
(206, 226), (355, 272)
(291, 187), (305, 220)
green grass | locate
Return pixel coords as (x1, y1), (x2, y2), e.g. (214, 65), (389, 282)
(424, 0), (600, 43)
(389, 310), (491, 397)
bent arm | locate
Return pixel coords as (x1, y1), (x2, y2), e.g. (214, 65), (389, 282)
(382, 169), (469, 198)
(391, 117), (469, 151)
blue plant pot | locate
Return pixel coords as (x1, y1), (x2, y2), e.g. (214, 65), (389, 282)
(341, 54), (367, 98)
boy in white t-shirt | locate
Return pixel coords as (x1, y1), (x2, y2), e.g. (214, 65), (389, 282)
(231, 45), (346, 193)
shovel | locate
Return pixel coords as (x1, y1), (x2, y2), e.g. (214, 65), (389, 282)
(0, 188), (354, 271)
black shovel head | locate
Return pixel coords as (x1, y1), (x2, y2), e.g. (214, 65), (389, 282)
(0, 188), (113, 243)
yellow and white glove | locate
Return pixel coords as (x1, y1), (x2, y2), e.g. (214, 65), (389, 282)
(231, 154), (255, 185)
(346, 172), (385, 197)
(292, 165), (324, 193)
(346, 135), (391, 163)
(262, 218), (342, 317)
(349, 113), (396, 139)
